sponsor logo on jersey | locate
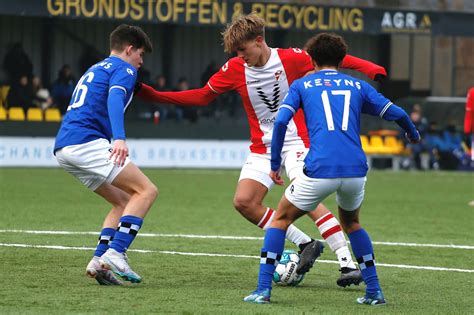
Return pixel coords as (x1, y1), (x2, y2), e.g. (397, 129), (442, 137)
(259, 117), (276, 124)
(127, 68), (134, 75)
(246, 80), (260, 84)
(256, 82), (281, 113)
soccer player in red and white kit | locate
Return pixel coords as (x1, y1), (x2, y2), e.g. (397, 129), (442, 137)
(137, 13), (387, 287)
(464, 87), (474, 161)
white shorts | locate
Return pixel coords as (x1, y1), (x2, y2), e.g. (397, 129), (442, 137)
(55, 138), (130, 191)
(285, 172), (367, 212)
(238, 149), (308, 189)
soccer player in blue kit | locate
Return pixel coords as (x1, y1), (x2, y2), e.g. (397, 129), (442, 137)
(244, 33), (421, 305)
(54, 25), (156, 285)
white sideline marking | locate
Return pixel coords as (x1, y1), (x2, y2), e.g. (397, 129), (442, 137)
(1, 242), (473, 274)
(0, 229), (473, 250)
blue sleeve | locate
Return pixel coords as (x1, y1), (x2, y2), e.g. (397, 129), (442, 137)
(271, 108), (294, 171)
(110, 65), (137, 96)
(361, 82), (419, 140)
(271, 83), (301, 171)
(361, 81), (393, 117)
(383, 105), (419, 140)
(281, 82), (302, 113)
(107, 88), (126, 140)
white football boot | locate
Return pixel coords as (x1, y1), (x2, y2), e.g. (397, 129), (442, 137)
(99, 248), (142, 283)
(86, 256), (123, 285)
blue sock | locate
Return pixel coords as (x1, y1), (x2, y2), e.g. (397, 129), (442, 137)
(257, 228), (286, 292)
(94, 227), (116, 257)
(348, 228), (381, 295)
(110, 215), (143, 253)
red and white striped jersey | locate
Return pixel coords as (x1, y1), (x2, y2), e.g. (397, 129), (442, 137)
(208, 48), (312, 154)
(465, 87), (474, 134)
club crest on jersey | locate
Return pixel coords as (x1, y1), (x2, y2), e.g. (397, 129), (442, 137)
(127, 68), (134, 75)
(274, 70), (283, 81)
(296, 151), (305, 159)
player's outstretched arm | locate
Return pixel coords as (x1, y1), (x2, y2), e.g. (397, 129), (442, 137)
(270, 107), (294, 186)
(107, 88), (128, 166)
(340, 55), (387, 81)
(382, 105), (421, 143)
(135, 82), (218, 106)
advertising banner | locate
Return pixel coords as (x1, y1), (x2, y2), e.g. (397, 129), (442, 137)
(0, 0), (473, 36)
(0, 137), (249, 168)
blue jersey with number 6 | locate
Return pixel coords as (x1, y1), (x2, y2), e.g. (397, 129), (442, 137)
(281, 70), (393, 178)
(54, 56), (137, 152)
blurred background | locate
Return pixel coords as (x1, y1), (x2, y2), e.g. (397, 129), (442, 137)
(0, 0), (473, 171)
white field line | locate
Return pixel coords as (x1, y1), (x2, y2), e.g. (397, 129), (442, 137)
(0, 229), (473, 250)
(1, 242), (473, 274)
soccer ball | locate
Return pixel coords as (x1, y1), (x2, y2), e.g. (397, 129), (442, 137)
(273, 249), (305, 286)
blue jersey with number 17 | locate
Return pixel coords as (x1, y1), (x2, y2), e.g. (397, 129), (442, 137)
(281, 70), (393, 178)
(54, 56), (137, 152)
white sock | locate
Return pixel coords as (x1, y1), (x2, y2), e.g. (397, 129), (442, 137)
(258, 208), (312, 247)
(315, 212), (356, 268)
(335, 246), (357, 269)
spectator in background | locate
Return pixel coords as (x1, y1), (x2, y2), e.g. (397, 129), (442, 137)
(6, 75), (34, 111)
(404, 104), (429, 169)
(464, 88), (473, 161)
(51, 64), (76, 114)
(427, 123), (464, 170)
(152, 74), (171, 122)
(172, 77), (191, 122)
(425, 121), (442, 169)
(464, 88), (474, 205)
(32, 76), (53, 109)
(200, 61), (219, 118)
(2, 42), (33, 85)
(439, 123), (464, 170)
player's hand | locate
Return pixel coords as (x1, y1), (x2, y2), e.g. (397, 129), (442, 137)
(374, 73), (386, 83)
(270, 169), (284, 186)
(110, 139), (128, 167)
(406, 130), (421, 144)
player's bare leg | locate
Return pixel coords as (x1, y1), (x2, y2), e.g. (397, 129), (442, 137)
(233, 179), (313, 248)
(108, 163), (158, 218)
(233, 179), (268, 224)
(307, 203), (362, 287)
(98, 162), (158, 283)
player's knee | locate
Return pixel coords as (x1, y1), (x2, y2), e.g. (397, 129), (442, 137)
(233, 195), (253, 214)
(146, 183), (159, 202)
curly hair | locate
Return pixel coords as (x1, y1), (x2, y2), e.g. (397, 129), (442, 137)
(304, 33), (347, 67)
(222, 13), (265, 53)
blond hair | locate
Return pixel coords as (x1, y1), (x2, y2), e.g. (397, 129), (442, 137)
(222, 13), (265, 53)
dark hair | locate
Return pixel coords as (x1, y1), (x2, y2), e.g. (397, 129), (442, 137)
(304, 33), (347, 68)
(110, 24), (153, 53)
